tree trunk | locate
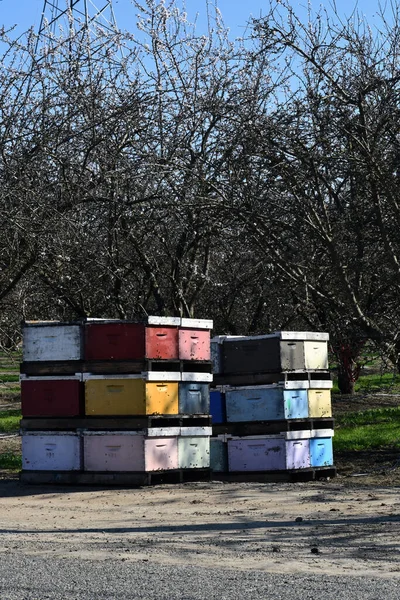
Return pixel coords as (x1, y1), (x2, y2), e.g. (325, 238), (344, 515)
(334, 342), (363, 395)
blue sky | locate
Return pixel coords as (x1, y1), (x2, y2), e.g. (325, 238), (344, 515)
(0, 0), (383, 39)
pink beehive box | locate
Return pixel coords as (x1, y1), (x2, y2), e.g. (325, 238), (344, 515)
(179, 329), (211, 361)
(83, 432), (179, 472)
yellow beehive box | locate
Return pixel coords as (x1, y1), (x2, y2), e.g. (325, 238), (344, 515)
(84, 376), (146, 415)
(84, 376), (179, 416)
(308, 389), (332, 418)
(145, 382), (179, 415)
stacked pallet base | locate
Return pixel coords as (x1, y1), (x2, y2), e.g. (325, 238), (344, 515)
(20, 469), (211, 486)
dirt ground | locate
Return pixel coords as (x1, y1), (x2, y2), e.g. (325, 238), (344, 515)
(1, 478), (400, 579)
(1, 392), (400, 579)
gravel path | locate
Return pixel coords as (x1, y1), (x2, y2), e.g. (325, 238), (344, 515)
(1, 554), (400, 600)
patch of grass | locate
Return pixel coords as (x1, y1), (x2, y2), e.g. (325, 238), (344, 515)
(332, 372), (400, 395)
(0, 410), (21, 432)
(336, 406), (400, 428)
(334, 406), (400, 451)
(356, 372), (400, 393)
(334, 423), (400, 451)
(0, 375), (20, 383)
(0, 452), (21, 471)
(0, 351), (21, 369)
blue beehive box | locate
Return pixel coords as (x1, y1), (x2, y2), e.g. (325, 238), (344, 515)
(178, 382), (209, 414)
(283, 390), (309, 419)
(226, 387), (284, 422)
(210, 390), (225, 423)
(225, 387), (309, 422)
(310, 436), (334, 467)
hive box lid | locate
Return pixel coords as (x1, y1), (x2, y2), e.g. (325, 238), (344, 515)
(311, 428), (334, 438)
(83, 430), (144, 436)
(181, 372), (213, 382)
(222, 331), (329, 342)
(181, 318), (213, 330)
(22, 431), (80, 437)
(211, 335), (245, 344)
(142, 371), (181, 381)
(284, 429), (334, 440)
(23, 320), (80, 327)
(147, 316), (181, 326)
(20, 374), (82, 381)
(146, 427), (181, 437)
(82, 373), (143, 381)
(180, 426), (213, 437)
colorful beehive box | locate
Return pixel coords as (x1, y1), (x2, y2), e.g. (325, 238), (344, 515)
(84, 321), (146, 360)
(228, 437), (286, 471)
(22, 432), (82, 471)
(23, 322), (82, 362)
(227, 433), (312, 472)
(282, 389), (309, 419)
(308, 389), (332, 418)
(309, 430), (334, 467)
(285, 438), (311, 469)
(83, 431), (179, 471)
(146, 380), (179, 414)
(179, 329), (211, 361)
(145, 326), (179, 360)
(210, 390), (225, 423)
(179, 382), (209, 414)
(225, 386), (309, 422)
(222, 332), (329, 375)
(226, 386), (284, 421)
(210, 438), (228, 472)
(83, 375), (179, 415)
(20, 375), (83, 417)
(84, 317), (213, 361)
(84, 375), (145, 415)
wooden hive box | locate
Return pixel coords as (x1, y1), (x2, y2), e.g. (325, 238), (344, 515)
(22, 432), (82, 471)
(23, 322), (82, 362)
(20, 375), (83, 417)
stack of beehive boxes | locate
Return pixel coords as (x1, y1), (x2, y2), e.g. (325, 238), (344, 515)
(19, 317), (213, 485)
(209, 332), (335, 480)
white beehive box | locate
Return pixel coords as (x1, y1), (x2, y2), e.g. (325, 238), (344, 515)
(178, 436), (210, 469)
(23, 323), (82, 362)
(22, 432), (82, 471)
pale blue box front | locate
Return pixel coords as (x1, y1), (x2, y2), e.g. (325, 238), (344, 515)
(310, 437), (334, 467)
(283, 390), (309, 419)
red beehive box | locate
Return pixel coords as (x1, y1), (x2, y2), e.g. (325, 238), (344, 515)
(84, 322), (146, 360)
(21, 376), (83, 417)
(179, 329), (211, 361)
(145, 326), (179, 360)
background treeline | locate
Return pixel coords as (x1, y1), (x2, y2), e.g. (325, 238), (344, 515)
(1, 0), (400, 392)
